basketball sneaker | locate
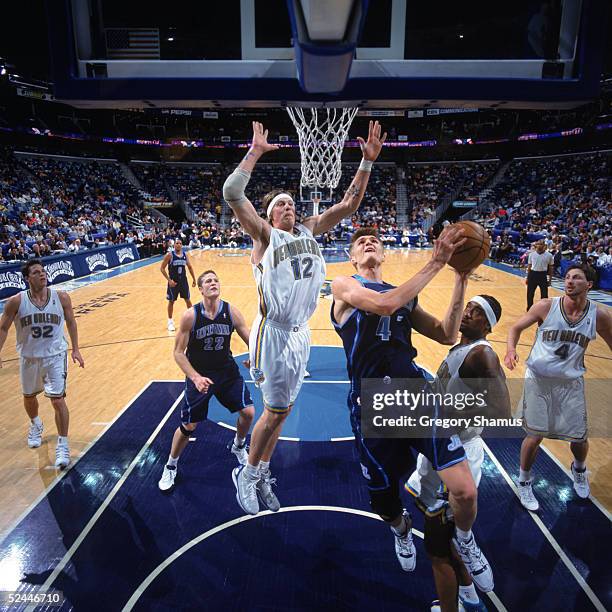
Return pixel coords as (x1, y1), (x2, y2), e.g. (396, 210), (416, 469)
(256, 468), (280, 512)
(158, 465), (177, 491)
(571, 463), (590, 499)
(27, 420), (44, 448)
(229, 441), (248, 465)
(392, 510), (416, 572)
(232, 465), (259, 515)
(453, 534), (494, 593)
(518, 480), (539, 511)
(55, 443), (70, 469)
(167, 320), (175, 332)
(459, 595), (488, 611)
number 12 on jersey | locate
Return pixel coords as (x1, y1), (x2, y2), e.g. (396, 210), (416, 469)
(290, 257), (313, 280)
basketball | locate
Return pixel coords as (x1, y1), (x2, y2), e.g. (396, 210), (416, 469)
(447, 221), (490, 272)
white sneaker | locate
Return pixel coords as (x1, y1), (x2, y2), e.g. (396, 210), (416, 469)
(167, 320), (175, 332)
(304, 369), (311, 378)
(571, 463), (590, 499)
(392, 511), (416, 572)
(232, 466), (259, 515)
(55, 444), (70, 469)
(518, 480), (539, 511)
(158, 465), (177, 491)
(453, 534), (494, 593)
(27, 421), (44, 448)
(230, 442), (248, 465)
(256, 469), (280, 512)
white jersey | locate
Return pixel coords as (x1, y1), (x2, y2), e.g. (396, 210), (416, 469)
(435, 339), (492, 442)
(253, 223), (326, 325)
(15, 289), (68, 358)
(526, 297), (597, 379)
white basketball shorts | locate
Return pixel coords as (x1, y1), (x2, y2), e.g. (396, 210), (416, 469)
(519, 368), (587, 442)
(249, 315), (311, 412)
(406, 436), (484, 512)
(20, 352), (68, 398)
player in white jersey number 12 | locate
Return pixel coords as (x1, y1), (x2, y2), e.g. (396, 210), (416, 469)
(0, 259), (84, 469)
(505, 263), (612, 510)
(223, 120), (386, 515)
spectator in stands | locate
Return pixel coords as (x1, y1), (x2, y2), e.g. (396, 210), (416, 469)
(68, 238), (85, 252)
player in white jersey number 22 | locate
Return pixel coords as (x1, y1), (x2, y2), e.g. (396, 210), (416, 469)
(223, 120), (387, 515)
(0, 259), (84, 469)
(505, 263), (612, 510)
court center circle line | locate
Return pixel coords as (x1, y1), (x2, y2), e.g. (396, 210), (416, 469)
(122, 505), (422, 611)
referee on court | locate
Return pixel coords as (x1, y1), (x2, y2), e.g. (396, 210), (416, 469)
(525, 240), (554, 310)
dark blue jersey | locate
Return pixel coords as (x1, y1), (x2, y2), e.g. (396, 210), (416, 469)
(331, 274), (422, 394)
(186, 301), (238, 376)
(169, 250), (188, 283)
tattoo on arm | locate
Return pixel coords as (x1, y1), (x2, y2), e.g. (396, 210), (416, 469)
(348, 183), (361, 199)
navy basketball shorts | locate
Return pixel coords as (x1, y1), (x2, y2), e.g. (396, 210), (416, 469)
(180, 374), (253, 424)
(167, 281), (190, 301)
(354, 434), (466, 492)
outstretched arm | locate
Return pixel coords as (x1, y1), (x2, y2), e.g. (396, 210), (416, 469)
(411, 269), (471, 345)
(504, 299), (552, 369)
(332, 226), (465, 320)
(304, 121), (387, 236)
(222, 122), (276, 242)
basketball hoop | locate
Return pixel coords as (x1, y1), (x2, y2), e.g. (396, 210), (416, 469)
(286, 106), (359, 200)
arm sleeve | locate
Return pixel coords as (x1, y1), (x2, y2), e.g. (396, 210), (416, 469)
(222, 168), (251, 205)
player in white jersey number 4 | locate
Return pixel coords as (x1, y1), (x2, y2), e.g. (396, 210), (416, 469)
(223, 120), (386, 515)
(505, 264), (612, 510)
(0, 259), (85, 469)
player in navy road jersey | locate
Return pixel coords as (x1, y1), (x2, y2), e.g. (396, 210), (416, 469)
(160, 239), (197, 331)
(331, 227), (494, 600)
(158, 270), (254, 492)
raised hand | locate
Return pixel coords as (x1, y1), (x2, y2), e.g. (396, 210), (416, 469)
(357, 120), (387, 162)
(251, 121), (279, 155)
(431, 225), (466, 266)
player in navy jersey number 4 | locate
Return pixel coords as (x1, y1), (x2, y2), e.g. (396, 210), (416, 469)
(161, 239), (197, 332)
(332, 227), (495, 598)
(505, 263), (612, 510)
(158, 270), (255, 492)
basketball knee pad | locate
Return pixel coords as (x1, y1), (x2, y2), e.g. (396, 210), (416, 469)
(179, 423), (192, 438)
(222, 168), (251, 204)
(424, 510), (454, 558)
(369, 489), (402, 522)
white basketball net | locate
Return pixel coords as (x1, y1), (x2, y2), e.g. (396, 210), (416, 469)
(286, 106), (359, 198)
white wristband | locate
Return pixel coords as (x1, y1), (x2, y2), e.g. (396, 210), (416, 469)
(359, 159), (373, 172)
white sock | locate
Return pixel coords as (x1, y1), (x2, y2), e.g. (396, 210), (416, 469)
(390, 516), (407, 537)
(245, 463), (259, 479)
(259, 460), (270, 473)
(167, 455), (178, 467)
(573, 460), (586, 470)
(459, 584), (479, 604)
(519, 469), (531, 483)
(32, 416), (42, 426)
(168, 318), (173, 323)
(234, 435), (246, 448)
(455, 527), (472, 542)
(57, 436), (68, 446)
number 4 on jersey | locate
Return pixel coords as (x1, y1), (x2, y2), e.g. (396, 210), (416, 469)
(376, 316), (391, 341)
(554, 344), (569, 360)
